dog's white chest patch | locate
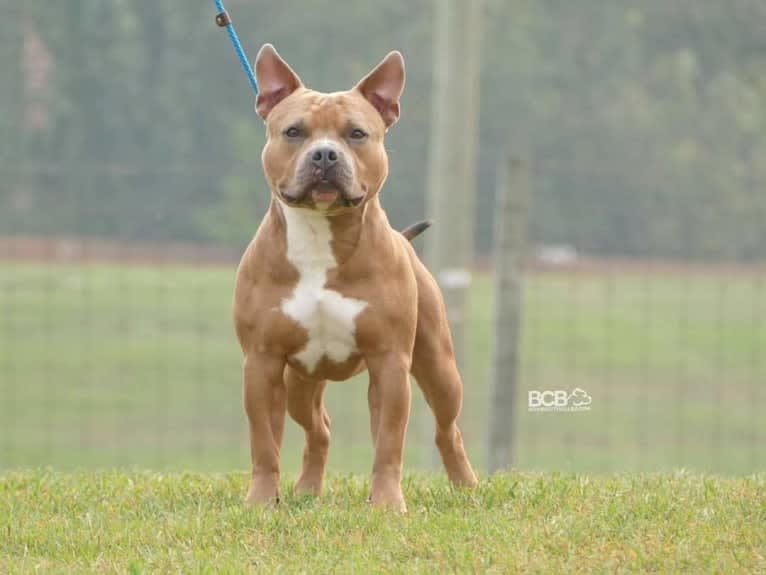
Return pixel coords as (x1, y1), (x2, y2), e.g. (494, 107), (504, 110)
(280, 206), (367, 372)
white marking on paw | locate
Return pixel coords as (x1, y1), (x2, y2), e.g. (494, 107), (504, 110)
(281, 206), (367, 372)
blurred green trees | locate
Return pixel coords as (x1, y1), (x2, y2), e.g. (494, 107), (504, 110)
(2, 0), (764, 260)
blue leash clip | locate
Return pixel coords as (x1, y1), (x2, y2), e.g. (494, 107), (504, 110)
(214, 0), (259, 95)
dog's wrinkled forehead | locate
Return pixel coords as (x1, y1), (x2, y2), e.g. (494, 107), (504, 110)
(267, 90), (384, 138)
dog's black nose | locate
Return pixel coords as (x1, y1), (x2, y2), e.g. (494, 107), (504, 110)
(311, 146), (339, 172)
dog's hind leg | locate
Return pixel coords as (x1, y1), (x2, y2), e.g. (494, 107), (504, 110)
(411, 355), (477, 486)
(285, 366), (331, 495)
(410, 263), (478, 487)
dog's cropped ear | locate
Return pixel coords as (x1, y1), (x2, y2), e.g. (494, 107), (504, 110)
(254, 44), (303, 120)
(354, 51), (405, 128)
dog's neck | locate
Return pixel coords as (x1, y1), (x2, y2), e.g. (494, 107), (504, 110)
(271, 197), (383, 265)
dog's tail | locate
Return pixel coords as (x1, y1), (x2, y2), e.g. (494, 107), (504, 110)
(400, 219), (432, 241)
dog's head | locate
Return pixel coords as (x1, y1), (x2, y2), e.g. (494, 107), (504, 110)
(254, 44), (405, 214)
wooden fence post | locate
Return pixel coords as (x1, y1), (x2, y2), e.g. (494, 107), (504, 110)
(488, 153), (530, 473)
(423, 0), (482, 468)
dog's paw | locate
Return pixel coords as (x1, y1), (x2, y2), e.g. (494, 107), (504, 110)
(245, 475), (280, 507)
(294, 473), (323, 496)
(245, 490), (280, 507)
(369, 489), (407, 513)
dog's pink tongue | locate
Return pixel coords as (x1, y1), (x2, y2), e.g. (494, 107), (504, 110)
(312, 189), (338, 203)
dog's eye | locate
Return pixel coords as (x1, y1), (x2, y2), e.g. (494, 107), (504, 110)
(284, 126), (302, 139)
(349, 128), (368, 141)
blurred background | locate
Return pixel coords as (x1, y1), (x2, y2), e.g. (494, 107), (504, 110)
(1, 1), (764, 475)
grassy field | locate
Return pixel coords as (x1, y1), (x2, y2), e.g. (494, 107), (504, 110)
(1, 470), (764, 573)
(0, 261), (764, 473)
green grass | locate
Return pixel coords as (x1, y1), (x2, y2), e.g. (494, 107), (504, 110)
(1, 471), (764, 573)
(0, 262), (764, 473)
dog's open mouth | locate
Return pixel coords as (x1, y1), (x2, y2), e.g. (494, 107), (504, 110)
(281, 180), (365, 208)
(310, 183), (339, 204)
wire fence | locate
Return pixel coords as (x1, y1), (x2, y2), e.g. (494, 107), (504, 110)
(1, 225), (764, 475)
(1, 0), (764, 476)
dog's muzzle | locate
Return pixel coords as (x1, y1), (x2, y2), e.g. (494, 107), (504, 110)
(282, 144), (365, 207)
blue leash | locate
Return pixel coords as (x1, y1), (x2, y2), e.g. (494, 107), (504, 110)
(214, 0), (259, 95)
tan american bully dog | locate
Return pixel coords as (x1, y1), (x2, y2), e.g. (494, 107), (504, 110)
(233, 44), (478, 511)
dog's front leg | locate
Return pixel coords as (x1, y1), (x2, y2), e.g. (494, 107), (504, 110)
(243, 351), (285, 505)
(366, 352), (411, 512)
